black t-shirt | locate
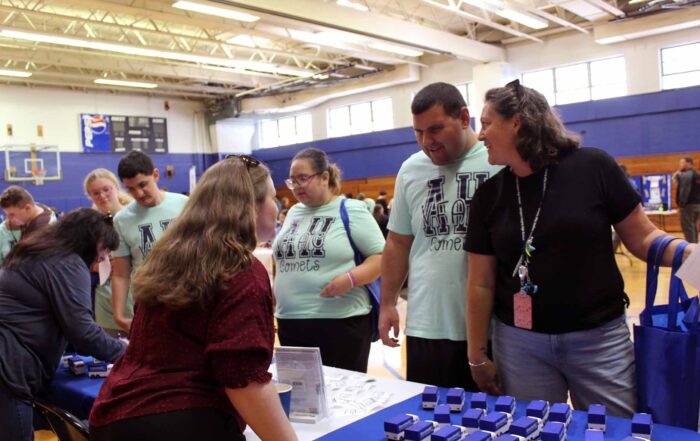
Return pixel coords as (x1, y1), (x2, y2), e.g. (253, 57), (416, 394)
(466, 147), (641, 333)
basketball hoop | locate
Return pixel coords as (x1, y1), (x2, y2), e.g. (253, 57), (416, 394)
(31, 169), (47, 186)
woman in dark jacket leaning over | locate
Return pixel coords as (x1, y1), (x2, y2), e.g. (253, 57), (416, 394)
(0, 208), (126, 441)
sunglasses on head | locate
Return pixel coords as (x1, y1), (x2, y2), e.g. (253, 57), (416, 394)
(224, 154), (261, 170)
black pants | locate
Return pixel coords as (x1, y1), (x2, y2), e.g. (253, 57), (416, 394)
(277, 314), (371, 373)
(90, 408), (245, 441)
(406, 336), (489, 392)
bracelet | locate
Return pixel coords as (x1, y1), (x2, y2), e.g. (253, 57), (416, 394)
(346, 271), (357, 288)
(468, 359), (488, 368)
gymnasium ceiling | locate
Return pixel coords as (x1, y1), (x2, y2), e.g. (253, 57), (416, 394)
(0, 0), (698, 105)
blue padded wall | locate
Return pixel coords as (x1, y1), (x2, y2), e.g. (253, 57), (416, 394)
(0, 152), (218, 213)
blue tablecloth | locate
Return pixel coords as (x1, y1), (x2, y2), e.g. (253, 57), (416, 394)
(41, 367), (105, 420)
(317, 390), (700, 441)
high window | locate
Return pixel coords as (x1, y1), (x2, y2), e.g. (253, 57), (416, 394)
(259, 114), (312, 148)
(327, 97), (393, 138)
(661, 41), (700, 90)
(522, 56), (627, 105)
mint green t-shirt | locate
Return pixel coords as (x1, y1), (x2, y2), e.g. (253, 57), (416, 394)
(0, 208), (57, 265)
(388, 142), (502, 341)
(94, 279), (133, 330)
(112, 192), (188, 269)
(272, 197), (385, 319)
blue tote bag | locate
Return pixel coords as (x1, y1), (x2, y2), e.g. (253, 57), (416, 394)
(339, 199), (381, 342)
(634, 235), (700, 429)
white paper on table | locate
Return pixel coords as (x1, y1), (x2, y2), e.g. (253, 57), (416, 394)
(98, 257), (111, 286)
(676, 244), (700, 291)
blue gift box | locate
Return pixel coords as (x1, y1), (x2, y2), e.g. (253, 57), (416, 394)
(446, 388), (465, 412)
(471, 392), (488, 410)
(493, 436), (519, 441)
(587, 404), (606, 431)
(406, 421), (439, 441)
(384, 414), (420, 440)
(434, 404), (452, 425)
(461, 408), (486, 429)
(541, 421), (566, 441)
(631, 412), (653, 437)
(494, 396), (515, 415)
(431, 425), (467, 441)
(549, 403), (572, 426)
(479, 411), (510, 433)
(526, 400), (549, 421)
(511, 416), (539, 438)
(422, 386), (440, 409)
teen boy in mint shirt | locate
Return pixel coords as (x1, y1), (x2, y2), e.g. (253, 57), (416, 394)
(111, 151), (188, 333)
(274, 197), (384, 319)
(379, 82), (501, 390)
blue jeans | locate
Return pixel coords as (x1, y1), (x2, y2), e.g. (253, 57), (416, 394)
(0, 382), (34, 441)
(493, 315), (636, 418)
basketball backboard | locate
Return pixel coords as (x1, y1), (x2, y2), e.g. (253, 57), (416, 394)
(3, 144), (62, 185)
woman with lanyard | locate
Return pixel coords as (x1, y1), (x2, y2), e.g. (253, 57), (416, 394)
(465, 80), (695, 417)
(272, 147), (384, 373)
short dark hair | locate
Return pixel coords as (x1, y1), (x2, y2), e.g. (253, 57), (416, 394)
(484, 80), (580, 171)
(292, 148), (342, 195)
(0, 185), (34, 209)
(682, 157), (694, 165)
(4, 208), (119, 269)
(411, 82), (466, 118)
(118, 150), (155, 180)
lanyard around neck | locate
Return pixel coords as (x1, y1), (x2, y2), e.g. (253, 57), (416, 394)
(511, 168), (549, 287)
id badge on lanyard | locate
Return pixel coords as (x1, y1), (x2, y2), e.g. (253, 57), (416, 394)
(512, 168), (548, 331)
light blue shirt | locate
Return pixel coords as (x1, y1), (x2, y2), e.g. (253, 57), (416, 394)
(388, 141), (502, 340)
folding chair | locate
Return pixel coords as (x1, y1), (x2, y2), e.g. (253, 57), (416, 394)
(32, 398), (89, 441)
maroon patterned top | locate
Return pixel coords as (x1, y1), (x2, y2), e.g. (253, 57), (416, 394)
(89, 258), (274, 431)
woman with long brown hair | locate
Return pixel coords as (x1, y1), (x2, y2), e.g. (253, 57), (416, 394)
(90, 156), (297, 441)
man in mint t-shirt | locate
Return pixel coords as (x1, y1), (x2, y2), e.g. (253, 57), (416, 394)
(110, 151), (188, 332)
(379, 82), (501, 390)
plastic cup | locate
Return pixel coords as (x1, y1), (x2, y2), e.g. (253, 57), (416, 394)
(276, 383), (292, 417)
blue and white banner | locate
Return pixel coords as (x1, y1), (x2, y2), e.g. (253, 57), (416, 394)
(81, 113), (112, 152)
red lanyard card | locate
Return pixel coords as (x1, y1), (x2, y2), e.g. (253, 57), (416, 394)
(514, 291), (533, 330)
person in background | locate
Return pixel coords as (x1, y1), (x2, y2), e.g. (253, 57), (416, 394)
(344, 192), (354, 199)
(110, 151), (188, 332)
(673, 157), (700, 243)
(90, 156), (296, 441)
(0, 208), (126, 441)
(466, 80), (695, 417)
(84, 168), (133, 336)
(276, 208), (288, 237)
(273, 148), (384, 373)
(376, 189), (389, 214)
(0, 186), (56, 264)
(379, 82), (501, 390)
(357, 192), (376, 213)
(373, 204), (388, 238)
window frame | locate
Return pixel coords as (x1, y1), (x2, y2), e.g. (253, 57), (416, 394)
(326, 97), (394, 138)
(660, 40), (700, 90)
(258, 113), (313, 148)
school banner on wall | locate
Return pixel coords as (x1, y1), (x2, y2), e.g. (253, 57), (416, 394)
(80, 113), (168, 153)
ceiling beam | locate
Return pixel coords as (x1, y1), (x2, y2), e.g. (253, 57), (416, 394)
(594, 5), (700, 44)
(214, 0), (505, 62)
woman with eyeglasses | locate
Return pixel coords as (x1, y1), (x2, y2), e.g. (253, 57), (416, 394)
(465, 81), (695, 417)
(0, 208), (126, 441)
(84, 168), (133, 337)
(90, 156), (297, 441)
(272, 148), (385, 373)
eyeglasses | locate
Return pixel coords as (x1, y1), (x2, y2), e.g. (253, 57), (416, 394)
(224, 154), (260, 170)
(285, 173), (320, 190)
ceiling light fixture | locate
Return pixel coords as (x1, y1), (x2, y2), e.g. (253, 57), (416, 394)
(172, 0), (260, 22)
(496, 9), (548, 29)
(337, 0), (369, 12)
(226, 34), (270, 48)
(369, 42), (423, 57)
(0, 29), (313, 77)
(94, 79), (158, 89)
(0, 69), (32, 78)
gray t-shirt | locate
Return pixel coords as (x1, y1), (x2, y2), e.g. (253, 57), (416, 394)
(0, 253), (125, 399)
